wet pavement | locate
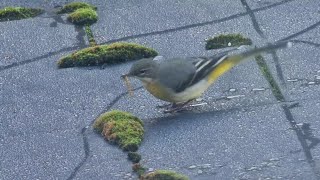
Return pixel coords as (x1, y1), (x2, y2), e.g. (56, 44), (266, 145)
(1, 0), (320, 179)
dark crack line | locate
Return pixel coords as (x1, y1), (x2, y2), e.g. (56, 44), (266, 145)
(270, 50), (286, 85)
(75, 26), (87, 47)
(240, 0), (266, 38)
(280, 20), (320, 41)
(0, 0), (294, 71)
(291, 40), (320, 47)
(100, 0), (295, 45)
(0, 46), (84, 71)
(241, 0), (320, 177)
(240, 0), (286, 86)
(282, 105), (313, 161)
(282, 105), (320, 179)
(66, 86), (143, 180)
(66, 127), (89, 180)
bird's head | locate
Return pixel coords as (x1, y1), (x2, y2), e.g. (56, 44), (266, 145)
(122, 58), (158, 82)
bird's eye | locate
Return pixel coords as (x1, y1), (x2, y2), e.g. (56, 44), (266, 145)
(139, 69), (147, 74)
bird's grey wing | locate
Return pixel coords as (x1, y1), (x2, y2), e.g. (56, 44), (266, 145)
(156, 57), (205, 93)
(157, 53), (230, 93)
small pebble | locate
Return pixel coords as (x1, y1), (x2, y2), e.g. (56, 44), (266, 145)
(201, 164), (211, 168)
(252, 88), (265, 91)
(197, 170), (203, 174)
(188, 165), (197, 169)
(287, 79), (298, 82)
(247, 167), (260, 171)
(226, 95), (245, 99)
(269, 158), (280, 161)
(147, 168), (154, 172)
(196, 98), (203, 102)
(308, 81), (315, 85)
(229, 88), (236, 92)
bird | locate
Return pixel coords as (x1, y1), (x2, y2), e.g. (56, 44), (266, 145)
(122, 41), (291, 113)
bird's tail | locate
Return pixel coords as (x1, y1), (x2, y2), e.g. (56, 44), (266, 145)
(206, 41), (292, 83)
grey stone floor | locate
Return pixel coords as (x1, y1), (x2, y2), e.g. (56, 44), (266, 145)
(1, 0), (320, 179)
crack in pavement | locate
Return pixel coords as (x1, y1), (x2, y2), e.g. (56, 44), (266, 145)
(240, 0), (266, 38)
(0, 46), (83, 71)
(0, 0), (295, 71)
(240, 0), (286, 86)
(280, 20), (320, 41)
(241, 0), (320, 178)
(66, 86), (143, 180)
(100, 0), (295, 45)
(291, 40), (320, 48)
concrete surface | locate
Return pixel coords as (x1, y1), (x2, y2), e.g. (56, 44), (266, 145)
(1, 0), (320, 180)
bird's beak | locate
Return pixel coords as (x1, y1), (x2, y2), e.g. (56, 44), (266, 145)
(121, 73), (131, 79)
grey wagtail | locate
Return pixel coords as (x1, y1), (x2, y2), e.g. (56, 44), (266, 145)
(122, 41), (291, 113)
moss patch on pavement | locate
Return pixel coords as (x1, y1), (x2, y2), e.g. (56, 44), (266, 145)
(67, 8), (98, 26)
(205, 33), (252, 50)
(85, 25), (97, 46)
(141, 170), (190, 180)
(57, 2), (97, 14)
(57, 42), (158, 68)
(128, 152), (141, 163)
(93, 110), (144, 152)
(255, 54), (285, 102)
(0, 7), (44, 22)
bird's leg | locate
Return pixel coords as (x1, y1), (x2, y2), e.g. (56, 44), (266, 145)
(163, 100), (194, 113)
(156, 103), (173, 109)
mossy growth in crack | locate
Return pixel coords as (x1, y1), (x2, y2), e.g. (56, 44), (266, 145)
(57, 42), (158, 68)
(0, 7), (44, 22)
(57, 2), (97, 14)
(132, 163), (147, 177)
(128, 152), (141, 163)
(255, 55), (285, 101)
(141, 170), (190, 180)
(205, 33), (252, 50)
(93, 110), (144, 152)
(67, 8), (98, 26)
(85, 25), (97, 46)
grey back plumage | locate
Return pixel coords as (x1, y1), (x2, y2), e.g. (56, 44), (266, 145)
(157, 54), (227, 93)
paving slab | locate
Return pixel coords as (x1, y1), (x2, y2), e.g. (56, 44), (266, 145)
(0, 16), (88, 67)
(252, 0), (320, 42)
(71, 130), (134, 180)
(1, 0), (320, 180)
(289, 99), (320, 168)
(138, 104), (318, 180)
(0, 53), (133, 179)
(0, 129), (83, 180)
(92, 0), (246, 41)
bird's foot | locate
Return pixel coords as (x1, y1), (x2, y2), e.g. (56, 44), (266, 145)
(156, 103), (172, 109)
(162, 102), (207, 113)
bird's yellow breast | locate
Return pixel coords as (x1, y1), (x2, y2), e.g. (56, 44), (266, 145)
(143, 81), (174, 102)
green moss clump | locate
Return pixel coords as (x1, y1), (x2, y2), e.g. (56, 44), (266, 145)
(141, 170), (189, 180)
(57, 42), (158, 68)
(205, 33), (252, 50)
(0, 7), (44, 22)
(57, 2), (97, 14)
(128, 152), (141, 163)
(93, 110), (144, 152)
(85, 25), (97, 46)
(255, 55), (285, 102)
(67, 8), (98, 26)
